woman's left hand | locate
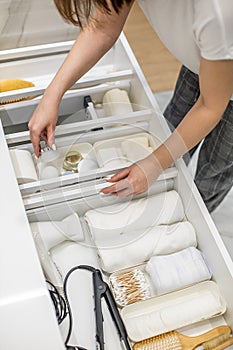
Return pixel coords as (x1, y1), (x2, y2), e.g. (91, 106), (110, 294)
(100, 154), (162, 197)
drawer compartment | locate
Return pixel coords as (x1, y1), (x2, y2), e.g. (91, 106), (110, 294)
(0, 35), (135, 103)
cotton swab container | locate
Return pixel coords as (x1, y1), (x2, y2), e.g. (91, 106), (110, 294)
(110, 267), (152, 307)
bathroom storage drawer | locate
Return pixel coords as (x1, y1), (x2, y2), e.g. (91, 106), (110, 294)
(1, 34), (233, 350)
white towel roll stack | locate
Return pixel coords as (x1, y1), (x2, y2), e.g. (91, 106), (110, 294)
(96, 221), (197, 273)
(85, 190), (185, 240)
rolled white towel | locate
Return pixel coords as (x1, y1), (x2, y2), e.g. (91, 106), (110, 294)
(9, 149), (38, 184)
(85, 190), (185, 240)
(121, 281), (226, 342)
(146, 247), (212, 295)
(96, 221), (197, 273)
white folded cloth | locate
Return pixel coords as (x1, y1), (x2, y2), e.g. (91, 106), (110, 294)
(121, 281), (226, 342)
(9, 149), (38, 184)
(30, 213), (84, 286)
(51, 240), (100, 275)
(30, 212), (84, 251)
(96, 147), (127, 169)
(50, 242), (102, 349)
(121, 138), (153, 162)
(95, 221), (197, 272)
(146, 247), (212, 295)
(124, 136), (149, 148)
(85, 190), (185, 240)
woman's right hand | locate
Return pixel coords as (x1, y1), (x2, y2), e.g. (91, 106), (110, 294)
(28, 92), (60, 157)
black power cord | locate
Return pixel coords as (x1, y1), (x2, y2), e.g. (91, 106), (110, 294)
(63, 265), (131, 350)
(46, 280), (67, 325)
(63, 266), (88, 350)
(46, 276), (87, 350)
(66, 347), (86, 350)
(48, 265), (130, 350)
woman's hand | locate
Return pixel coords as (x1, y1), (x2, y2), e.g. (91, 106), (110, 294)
(28, 93), (60, 157)
(101, 153), (163, 197)
(28, 2), (133, 157)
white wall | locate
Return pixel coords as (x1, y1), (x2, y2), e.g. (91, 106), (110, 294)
(0, 0), (79, 49)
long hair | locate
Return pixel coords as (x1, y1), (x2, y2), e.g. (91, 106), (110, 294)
(54, 0), (132, 28)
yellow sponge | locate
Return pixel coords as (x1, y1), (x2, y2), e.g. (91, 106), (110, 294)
(0, 79), (35, 93)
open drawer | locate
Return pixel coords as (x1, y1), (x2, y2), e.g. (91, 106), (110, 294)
(24, 157), (233, 350)
(1, 33), (233, 350)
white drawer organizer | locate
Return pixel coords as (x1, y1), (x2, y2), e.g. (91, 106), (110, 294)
(1, 34), (233, 350)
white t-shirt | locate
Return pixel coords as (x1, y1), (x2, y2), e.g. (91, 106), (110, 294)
(137, 0), (233, 75)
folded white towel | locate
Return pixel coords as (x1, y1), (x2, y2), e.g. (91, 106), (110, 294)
(9, 149), (38, 184)
(121, 281), (226, 342)
(30, 213), (84, 286)
(121, 138), (153, 162)
(124, 136), (149, 148)
(96, 147), (127, 169)
(30, 212), (84, 251)
(96, 221), (196, 272)
(146, 247), (212, 295)
(85, 190), (185, 240)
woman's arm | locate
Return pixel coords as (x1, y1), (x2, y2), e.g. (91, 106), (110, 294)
(28, 0), (133, 156)
(102, 58), (233, 197)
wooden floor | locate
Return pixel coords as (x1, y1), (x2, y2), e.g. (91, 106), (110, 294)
(123, 3), (181, 93)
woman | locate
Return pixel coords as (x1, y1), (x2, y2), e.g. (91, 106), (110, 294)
(28, 0), (233, 212)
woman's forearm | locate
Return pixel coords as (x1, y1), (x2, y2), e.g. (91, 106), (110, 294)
(154, 58), (233, 171)
(153, 98), (223, 170)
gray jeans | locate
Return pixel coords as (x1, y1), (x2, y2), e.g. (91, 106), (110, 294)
(164, 65), (233, 213)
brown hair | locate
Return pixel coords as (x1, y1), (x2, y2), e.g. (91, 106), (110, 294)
(54, 0), (132, 28)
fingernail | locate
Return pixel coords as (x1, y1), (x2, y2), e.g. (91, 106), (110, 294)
(33, 153), (40, 160)
(99, 191), (106, 196)
(51, 144), (57, 151)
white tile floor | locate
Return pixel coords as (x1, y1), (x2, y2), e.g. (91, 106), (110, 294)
(155, 91), (233, 261)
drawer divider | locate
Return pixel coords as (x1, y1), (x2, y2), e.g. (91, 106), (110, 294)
(5, 109), (153, 145)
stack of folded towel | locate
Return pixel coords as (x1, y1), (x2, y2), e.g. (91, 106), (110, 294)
(85, 190), (198, 272)
(85, 190), (185, 240)
(146, 247), (212, 295)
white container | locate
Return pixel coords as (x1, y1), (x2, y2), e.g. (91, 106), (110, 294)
(121, 281), (226, 342)
(93, 132), (160, 168)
